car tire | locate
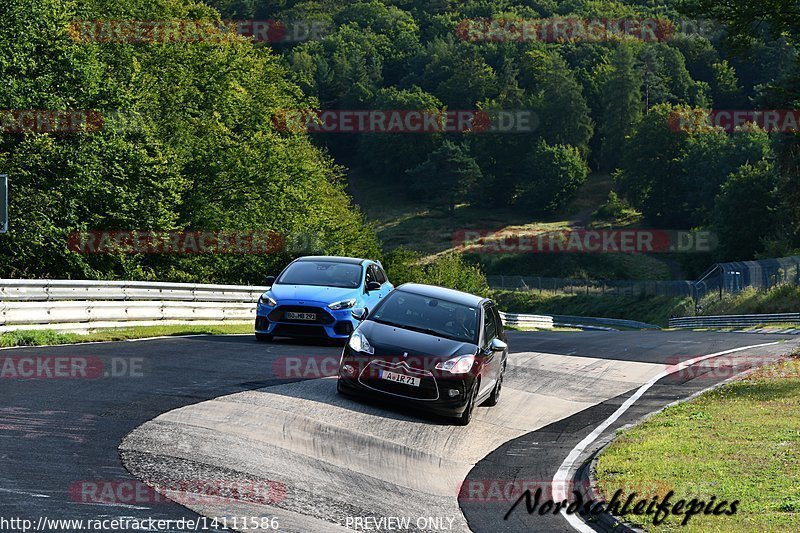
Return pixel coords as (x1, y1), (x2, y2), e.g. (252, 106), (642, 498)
(455, 383), (479, 426)
(336, 377), (351, 396)
(255, 333), (273, 342)
(483, 363), (504, 407)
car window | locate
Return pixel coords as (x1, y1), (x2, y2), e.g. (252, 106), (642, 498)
(365, 265), (376, 284)
(492, 306), (504, 335)
(375, 266), (388, 284)
(371, 290), (478, 343)
(483, 305), (498, 346)
(275, 261), (362, 289)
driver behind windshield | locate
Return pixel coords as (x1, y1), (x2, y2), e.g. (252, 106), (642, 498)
(447, 306), (476, 339)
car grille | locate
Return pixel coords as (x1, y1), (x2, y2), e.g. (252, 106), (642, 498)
(333, 321), (354, 335)
(272, 324), (327, 338)
(358, 360), (439, 401)
(255, 316), (270, 330)
(268, 305), (334, 325)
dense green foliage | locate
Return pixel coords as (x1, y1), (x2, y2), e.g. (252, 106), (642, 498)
(203, 0), (799, 263)
(0, 0), (379, 283)
(384, 248), (490, 296)
(2, 0), (799, 286)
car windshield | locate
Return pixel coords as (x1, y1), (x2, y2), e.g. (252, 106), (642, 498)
(371, 291), (478, 343)
(276, 261), (362, 289)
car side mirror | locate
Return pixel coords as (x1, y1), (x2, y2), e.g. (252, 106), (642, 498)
(489, 338), (508, 352)
(366, 281), (381, 292)
(352, 308), (368, 321)
(264, 275), (276, 286)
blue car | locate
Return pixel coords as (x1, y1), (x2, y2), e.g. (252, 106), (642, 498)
(255, 256), (393, 341)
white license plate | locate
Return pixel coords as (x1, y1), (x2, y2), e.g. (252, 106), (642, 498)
(286, 312), (316, 321)
(379, 370), (420, 387)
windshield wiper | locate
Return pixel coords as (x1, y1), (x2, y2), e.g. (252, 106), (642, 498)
(401, 324), (463, 342)
(372, 318), (407, 329)
(373, 318), (466, 342)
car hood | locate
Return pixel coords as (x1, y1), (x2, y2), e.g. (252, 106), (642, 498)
(268, 284), (360, 304)
(358, 320), (477, 360)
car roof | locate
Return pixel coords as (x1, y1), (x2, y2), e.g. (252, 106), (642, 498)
(293, 256), (369, 265)
(394, 283), (488, 307)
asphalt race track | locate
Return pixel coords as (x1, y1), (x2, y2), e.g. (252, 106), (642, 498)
(1, 331), (797, 533)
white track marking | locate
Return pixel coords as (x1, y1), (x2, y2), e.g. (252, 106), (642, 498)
(553, 341), (780, 532)
(0, 487), (50, 498)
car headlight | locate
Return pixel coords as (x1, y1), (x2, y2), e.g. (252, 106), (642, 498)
(258, 293), (277, 306)
(435, 354), (475, 374)
(348, 330), (374, 355)
(328, 298), (357, 310)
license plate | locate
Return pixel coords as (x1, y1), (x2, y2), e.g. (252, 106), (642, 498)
(286, 312), (316, 321)
(379, 370), (420, 387)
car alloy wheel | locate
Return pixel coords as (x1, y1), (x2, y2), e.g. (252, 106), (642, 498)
(483, 365), (504, 406)
(456, 383), (479, 426)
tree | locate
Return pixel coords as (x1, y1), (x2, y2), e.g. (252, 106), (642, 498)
(600, 45), (642, 170)
(0, 0), (380, 283)
(520, 50), (594, 158)
(615, 104), (695, 224)
(616, 104), (772, 228)
(357, 86), (443, 185)
(713, 162), (780, 260)
(406, 140), (481, 212)
(677, 0), (799, 44)
(515, 141), (589, 215)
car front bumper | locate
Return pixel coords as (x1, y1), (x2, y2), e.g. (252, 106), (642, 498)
(337, 347), (477, 416)
(255, 301), (358, 339)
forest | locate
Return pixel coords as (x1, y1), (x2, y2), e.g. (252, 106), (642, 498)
(0, 0), (797, 282)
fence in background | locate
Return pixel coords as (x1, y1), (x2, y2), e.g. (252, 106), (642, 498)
(488, 255), (800, 302)
(693, 256), (800, 300)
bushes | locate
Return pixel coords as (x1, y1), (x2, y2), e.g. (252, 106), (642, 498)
(383, 248), (489, 296)
(700, 284), (800, 316)
(515, 141), (589, 214)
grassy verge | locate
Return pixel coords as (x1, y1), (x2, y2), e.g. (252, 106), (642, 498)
(0, 323), (253, 348)
(349, 169), (676, 280)
(700, 284), (800, 316)
(493, 283), (799, 327)
(595, 356), (800, 532)
(493, 290), (692, 327)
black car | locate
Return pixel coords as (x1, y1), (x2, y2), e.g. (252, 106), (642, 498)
(336, 283), (508, 425)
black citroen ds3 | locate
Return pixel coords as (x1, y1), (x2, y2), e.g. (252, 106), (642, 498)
(336, 283), (508, 425)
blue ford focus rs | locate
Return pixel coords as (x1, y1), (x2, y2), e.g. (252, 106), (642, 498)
(255, 256), (393, 341)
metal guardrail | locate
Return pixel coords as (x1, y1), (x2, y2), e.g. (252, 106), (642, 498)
(499, 312), (553, 330)
(0, 279), (270, 332)
(549, 315), (660, 330)
(0, 279), (558, 333)
(669, 313), (800, 329)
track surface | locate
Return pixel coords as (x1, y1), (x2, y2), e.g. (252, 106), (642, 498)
(0, 331), (797, 533)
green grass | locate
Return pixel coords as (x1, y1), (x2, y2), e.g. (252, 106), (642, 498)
(493, 290), (692, 326)
(491, 283), (800, 328)
(567, 173), (615, 219)
(474, 252), (673, 280)
(0, 323), (253, 348)
(700, 285), (800, 316)
(595, 356), (800, 532)
(348, 170), (677, 280)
